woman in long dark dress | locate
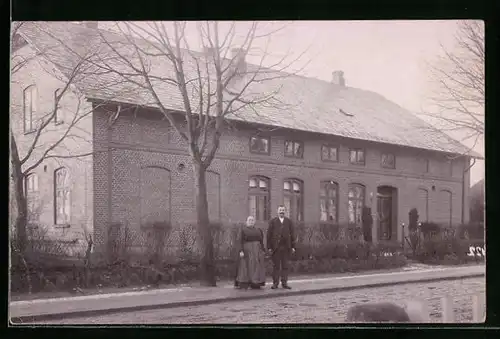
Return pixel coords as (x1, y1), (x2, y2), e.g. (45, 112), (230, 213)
(234, 216), (266, 289)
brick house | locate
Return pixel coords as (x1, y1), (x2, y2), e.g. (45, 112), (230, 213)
(11, 22), (479, 252)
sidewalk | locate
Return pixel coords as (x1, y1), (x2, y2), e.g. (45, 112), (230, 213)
(9, 264), (485, 323)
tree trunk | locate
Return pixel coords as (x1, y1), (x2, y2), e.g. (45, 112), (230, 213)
(10, 133), (27, 253)
(193, 162), (216, 286)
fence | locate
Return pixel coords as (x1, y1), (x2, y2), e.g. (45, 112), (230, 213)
(410, 292), (486, 323)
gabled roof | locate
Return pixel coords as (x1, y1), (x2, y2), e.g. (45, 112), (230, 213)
(17, 21), (479, 157)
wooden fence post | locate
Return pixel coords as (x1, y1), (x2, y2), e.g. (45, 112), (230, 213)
(472, 293), (485, 323)
(441, 296), (455, 323)
(407, 299), (430, 322)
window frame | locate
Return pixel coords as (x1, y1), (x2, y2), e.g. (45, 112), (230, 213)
(321, 144), (339, 162)
(23, 85), (37, 134)
(347, 183), (366, 226)
(284, 140), (304, 159)
(249, 135), (271, 155)
(248, 176), (271, 222)
(349, 148), (365, 165)
(54, 167), (71, 225)
(381, 152), (396, 169)
(283, 178), (304, 222)
(319, 180), (338, 223)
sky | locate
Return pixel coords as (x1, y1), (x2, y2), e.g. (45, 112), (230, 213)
(103, 20), (484, 186)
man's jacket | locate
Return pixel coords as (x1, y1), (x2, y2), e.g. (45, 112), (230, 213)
(267, 217), (296, 251)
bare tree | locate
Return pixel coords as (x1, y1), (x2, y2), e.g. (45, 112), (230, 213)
(92, 21), (308, 285)
(10, 21), (131, 253)
(421, 20), (484, 156)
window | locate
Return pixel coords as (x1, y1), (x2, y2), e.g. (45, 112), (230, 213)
(23, 85), (37, 133)
(349, 149), (365, 165)
(248, 176), (270, 221)
(54, 167), (71, 225)
(54, 88), (63, 125)
(320, 181), (338, 222)
(423, 158), (429, 173)
(447, 158), (454, 177)
(321, 145), (338, 162)
(348, 184), (365, 226)
(250, 136), (270, 154)
(283, 179), (303, 222)
(285, 140), (304, 158)
(25, 173), (39, 222)
(381, 153), (396, 169)
(439, 190), (452, 227)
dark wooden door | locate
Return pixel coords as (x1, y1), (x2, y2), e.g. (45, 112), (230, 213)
(377, 195), (392, 240)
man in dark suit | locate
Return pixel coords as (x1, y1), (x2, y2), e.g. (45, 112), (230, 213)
(267, 205), (296, 289)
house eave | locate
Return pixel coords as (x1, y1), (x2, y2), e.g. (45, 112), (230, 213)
(86, 96), (477, 158)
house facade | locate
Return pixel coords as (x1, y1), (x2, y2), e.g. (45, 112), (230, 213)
(11, 22), (474, 253)
(91, 103), (469, 246)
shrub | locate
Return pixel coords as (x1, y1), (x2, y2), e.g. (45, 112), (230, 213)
(457, 222), (484, 240)
(226, 224), (241, 260)
(210, 222), (225, 260)
(141, 221), (173, 265)
(295, 222), (309, 244)
(318, 222), (342, 242)
(177, 224), (199, 263)
(294, 243), (313, 260)
(420, 222), (441, 239)
(407, 208), (420, 256)
(417, 237), (485, 264)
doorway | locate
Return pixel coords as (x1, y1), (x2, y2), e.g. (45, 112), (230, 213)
(377, 186), (397, 241)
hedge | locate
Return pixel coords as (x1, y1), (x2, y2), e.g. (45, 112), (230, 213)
(11, 220), (484, 294)
(10, 222), (407, 294)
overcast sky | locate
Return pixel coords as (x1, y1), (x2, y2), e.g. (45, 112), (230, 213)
(104, 20), (484, 186)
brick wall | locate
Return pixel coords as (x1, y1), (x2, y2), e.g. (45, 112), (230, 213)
(10, 44), (94, 242)
(92, 106), (469, 248)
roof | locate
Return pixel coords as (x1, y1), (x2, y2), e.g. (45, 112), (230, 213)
(17, 21), (479, 157)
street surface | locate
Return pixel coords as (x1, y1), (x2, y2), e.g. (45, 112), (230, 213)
(41, 277), (485, 324)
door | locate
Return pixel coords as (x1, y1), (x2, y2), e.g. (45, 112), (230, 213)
(377, 192), (392, 241)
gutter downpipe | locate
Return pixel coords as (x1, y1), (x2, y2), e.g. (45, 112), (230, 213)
(462, 156), (477, 224)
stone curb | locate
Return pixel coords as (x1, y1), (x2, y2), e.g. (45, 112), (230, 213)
(10, 267), (485, 324)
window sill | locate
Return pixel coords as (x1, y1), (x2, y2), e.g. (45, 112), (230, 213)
(55, 121), (64, 126)
(54, 224), (70, 229)
(349, 162), (365, 166)
(285, 154), (304, 159)
(321, 159), (339, 163)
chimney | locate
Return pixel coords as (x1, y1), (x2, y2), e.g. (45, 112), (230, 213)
(332, 70), (345, 87)
(231, 48), (247, 74)
(84, 21), (98, 29)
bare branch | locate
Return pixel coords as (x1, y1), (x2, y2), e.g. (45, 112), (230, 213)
(423, 20), (484, 156)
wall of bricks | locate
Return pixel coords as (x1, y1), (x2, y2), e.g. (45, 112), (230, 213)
(92, 106), (470, 249)
(10, 43), (94, 243)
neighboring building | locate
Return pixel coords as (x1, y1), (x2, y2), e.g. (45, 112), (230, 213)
(11, 22), (480, 252)
(469, 179), (484, 223)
